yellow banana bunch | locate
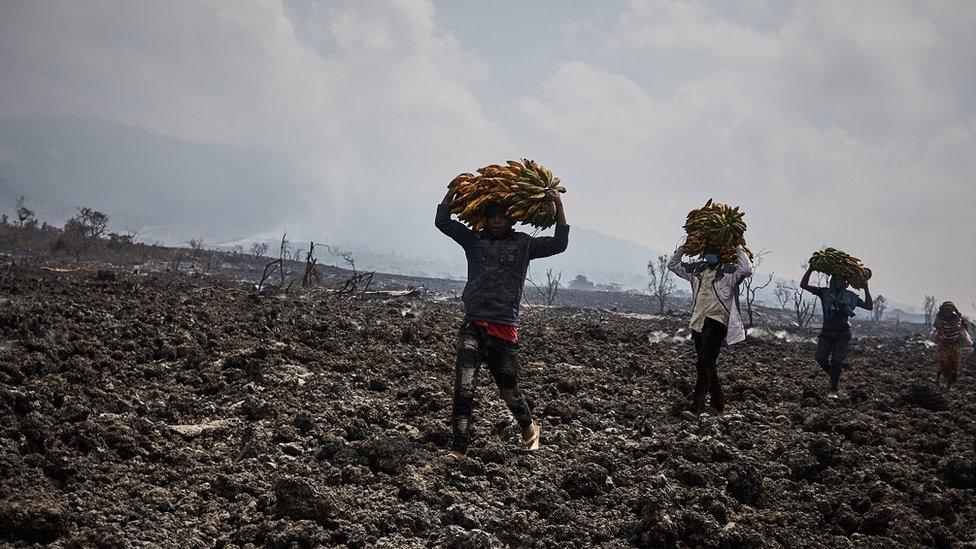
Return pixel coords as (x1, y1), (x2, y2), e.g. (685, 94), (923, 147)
(447, 159), (566, 230)
(809, 247), (872, 286)
(682, 199), (750, 263)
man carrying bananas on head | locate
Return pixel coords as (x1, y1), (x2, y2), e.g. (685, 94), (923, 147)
(668, 236), (753, 421)
(800, 267), (873, 398)
(434, 188), (568, 465)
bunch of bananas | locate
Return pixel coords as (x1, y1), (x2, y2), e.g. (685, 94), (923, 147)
(809, 247), (872, 286)
(682, 199), (750, 263)
(447, 159), (566, 230)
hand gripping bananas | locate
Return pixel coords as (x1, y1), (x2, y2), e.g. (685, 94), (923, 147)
(447, 159), (566, 230)
(809, 247), (872, 287)
(682, 199), (751, 263)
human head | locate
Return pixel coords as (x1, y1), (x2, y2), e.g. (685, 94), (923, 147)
(703, 253), (720, 268)
(829, 275), (848, 291)
(937, 301), (960, 321)
(483, 202), (514, 238)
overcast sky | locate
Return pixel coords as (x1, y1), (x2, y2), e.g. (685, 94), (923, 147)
(1, 0), (974, 306)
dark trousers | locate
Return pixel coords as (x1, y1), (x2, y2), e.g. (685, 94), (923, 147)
(815, 328), (852, 390)
(451, 322), (533, 453)
(690, 318), (728, 413)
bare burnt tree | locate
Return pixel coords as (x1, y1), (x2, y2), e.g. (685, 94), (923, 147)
(526, 268), (561, 306)
(740, 249), (773, 327)
(76, 207), (109, 239)
(281, 236), (291, 263)
(327, 246), (358, 272)
(15, 196), (35, 228)
(256, 234), (289, 295)
(302, 241), (321, 287)
(320, 246), (376, 297)
(544, 268), (562, 306)
(250, 241), (269, 259)
(774, 282), (792, 312)
(923, 295), (936, 328)
(776, 280), (816, 329)
(647, 254), (675, 315)
(873, 295), (888, 322)
(331, 271), (374, 297)
(187, 237), (205, 257)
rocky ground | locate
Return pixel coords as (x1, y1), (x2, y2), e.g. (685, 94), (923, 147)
(0, 264), (974, 548)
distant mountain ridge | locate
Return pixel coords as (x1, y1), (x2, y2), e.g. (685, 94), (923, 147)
(0, 114), (308, 234)
(0, 114), (918, 314)
(0, 114), (673, 288)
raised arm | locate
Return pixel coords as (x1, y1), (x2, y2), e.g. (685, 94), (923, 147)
(529, 191), (569, 259)
(435, 189), (475, 248)
(799, 265), (817, 294)
(858, 281), (873, 311)
(668, 245), (693, 282)
(732, 242), (754, 283)
(553, 190), (566, 227)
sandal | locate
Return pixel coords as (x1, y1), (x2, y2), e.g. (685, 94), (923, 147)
(520, 423), (541, 453)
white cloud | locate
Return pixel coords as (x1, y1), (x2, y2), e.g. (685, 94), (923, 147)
(609, 0), (778, 63)
(518, 1), (976, 303)
(0, 0), (511, 242)
(0, 0), (973, 304)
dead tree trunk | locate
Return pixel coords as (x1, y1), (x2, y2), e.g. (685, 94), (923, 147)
(740, 250), (773, 327)
(647, 254), (675, 315)
(256, 234), (289, 295)
(528, 268), (561, 306)
(302, 241), (320, 287)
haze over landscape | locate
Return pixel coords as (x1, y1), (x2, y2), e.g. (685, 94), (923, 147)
(2, 0), (974, 306)
(3, 3), (976, 547)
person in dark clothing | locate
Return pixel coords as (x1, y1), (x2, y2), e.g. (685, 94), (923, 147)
(435, 188), (569, 464)
(690, 318), (728, 416)
(800, 266), (873, 397)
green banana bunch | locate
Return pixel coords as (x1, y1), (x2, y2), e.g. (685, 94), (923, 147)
(809, 247), (872, 286)
(447, 159), (566, 229)
(683, 199), (750, 263)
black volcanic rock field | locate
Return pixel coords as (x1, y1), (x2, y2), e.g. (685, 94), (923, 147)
(0, 265), (973, 547)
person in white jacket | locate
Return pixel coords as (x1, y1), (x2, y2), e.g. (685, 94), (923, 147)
(668, 238), (753, 419)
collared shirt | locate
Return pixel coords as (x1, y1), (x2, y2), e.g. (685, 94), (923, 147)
(810, 287), (862, 331)
(690, 268), (729, 332)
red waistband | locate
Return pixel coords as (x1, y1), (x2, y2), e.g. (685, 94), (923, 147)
(474, 320), (519, 342)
